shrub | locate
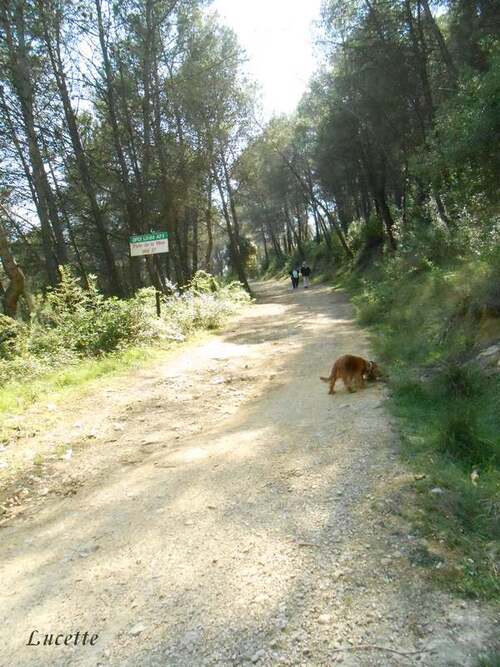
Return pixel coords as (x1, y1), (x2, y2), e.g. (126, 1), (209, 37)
(0, 267), (249, 388)
(438, 407), (484, 467)
(437, 364), (485, 400)
(37, 267), (148, 356)
(0, 314), (27, 360)
(187, 270), (220, 294)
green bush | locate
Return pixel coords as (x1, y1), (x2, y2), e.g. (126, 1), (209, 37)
(0, 314), (27, 360)
(187, 270), (220, 294)
(37, 267), (147, 356)
(0, 267), (249, 387)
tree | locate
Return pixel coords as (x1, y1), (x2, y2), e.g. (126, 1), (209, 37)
(0, 201), (28, 317)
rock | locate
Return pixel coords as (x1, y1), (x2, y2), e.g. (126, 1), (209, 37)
(430, 487), (444, 495)
(251, 649), (265, 663)
(78, 543), (100, 558)
(478, 344), (500, 358)
(129, 623), (146, 637)
(318, 614), (331, 625)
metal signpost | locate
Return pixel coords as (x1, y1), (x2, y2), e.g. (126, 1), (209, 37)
(129, 232), (169, 316)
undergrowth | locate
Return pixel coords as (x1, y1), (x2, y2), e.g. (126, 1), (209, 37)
(347, 252), (500, 600)
(0, 268), (250, 419)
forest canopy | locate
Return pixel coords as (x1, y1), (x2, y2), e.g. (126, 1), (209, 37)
(0, 0), (499, 317)
(236, 0), (499, 273)
(0, 0), (255, 311)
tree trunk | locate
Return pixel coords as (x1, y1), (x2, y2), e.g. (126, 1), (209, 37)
(204, 175), (214, 272)
(95, 0), (145, 290)
(375, 190), (397, 250)
(261, 228), (269, 264)
(0, 3), (66, 285)
(192, 209), (199, 275)
(213, 167), (250, 292)
(44, 141), (91, 290)
(405, 0), (434, 129)
(420, 0), (458, 86)
(317, 201), (353, 258)
(39, 4), (123, 295)
(0, 87), (59, 286)
(0, 217), (27, 318)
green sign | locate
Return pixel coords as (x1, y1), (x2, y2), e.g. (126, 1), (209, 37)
(130, 232), (168, 244)
(129, 231), (169, 257)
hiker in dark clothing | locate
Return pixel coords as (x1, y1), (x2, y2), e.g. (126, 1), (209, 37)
(290, 267), (300, 289)
(301, 262), (311, 288)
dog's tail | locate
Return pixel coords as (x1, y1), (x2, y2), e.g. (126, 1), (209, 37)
(319, 376), (331, 383)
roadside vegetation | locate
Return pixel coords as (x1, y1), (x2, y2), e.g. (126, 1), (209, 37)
(348, 248), (500, 600)
(0, 269), (250, 421)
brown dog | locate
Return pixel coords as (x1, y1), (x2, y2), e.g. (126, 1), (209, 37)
(320, 354), (380, 395)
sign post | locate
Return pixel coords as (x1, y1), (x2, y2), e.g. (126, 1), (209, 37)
(129, 232), (169, 317)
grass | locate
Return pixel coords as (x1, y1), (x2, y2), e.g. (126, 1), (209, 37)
(0, 332), (211, 436)
(476, 652), (500, 667)
(345, 258), (500, 600)
(0, 272), (251, 430)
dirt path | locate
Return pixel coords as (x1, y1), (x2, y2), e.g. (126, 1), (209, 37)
(1, 281), (498, 667)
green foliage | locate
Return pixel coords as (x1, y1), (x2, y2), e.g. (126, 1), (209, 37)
(187, 270), (220, 294)
(476, 652), (500, 667)
(0, 314), (27, 360)
(0, 267), (249, 388)
(225, 237), (258, 278)
(348, 253), (500, 599)
(420, 46), (500, 200)
(34, 267), (147, 356)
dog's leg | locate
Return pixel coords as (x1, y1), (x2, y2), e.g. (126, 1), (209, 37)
(346, 373), (355, 392)
(329, 376), (336, 394)
(329, 367), (337, 394)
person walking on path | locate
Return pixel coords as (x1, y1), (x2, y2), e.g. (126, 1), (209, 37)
(290, 267), (300, 289)
(301, 261), (311, 288)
